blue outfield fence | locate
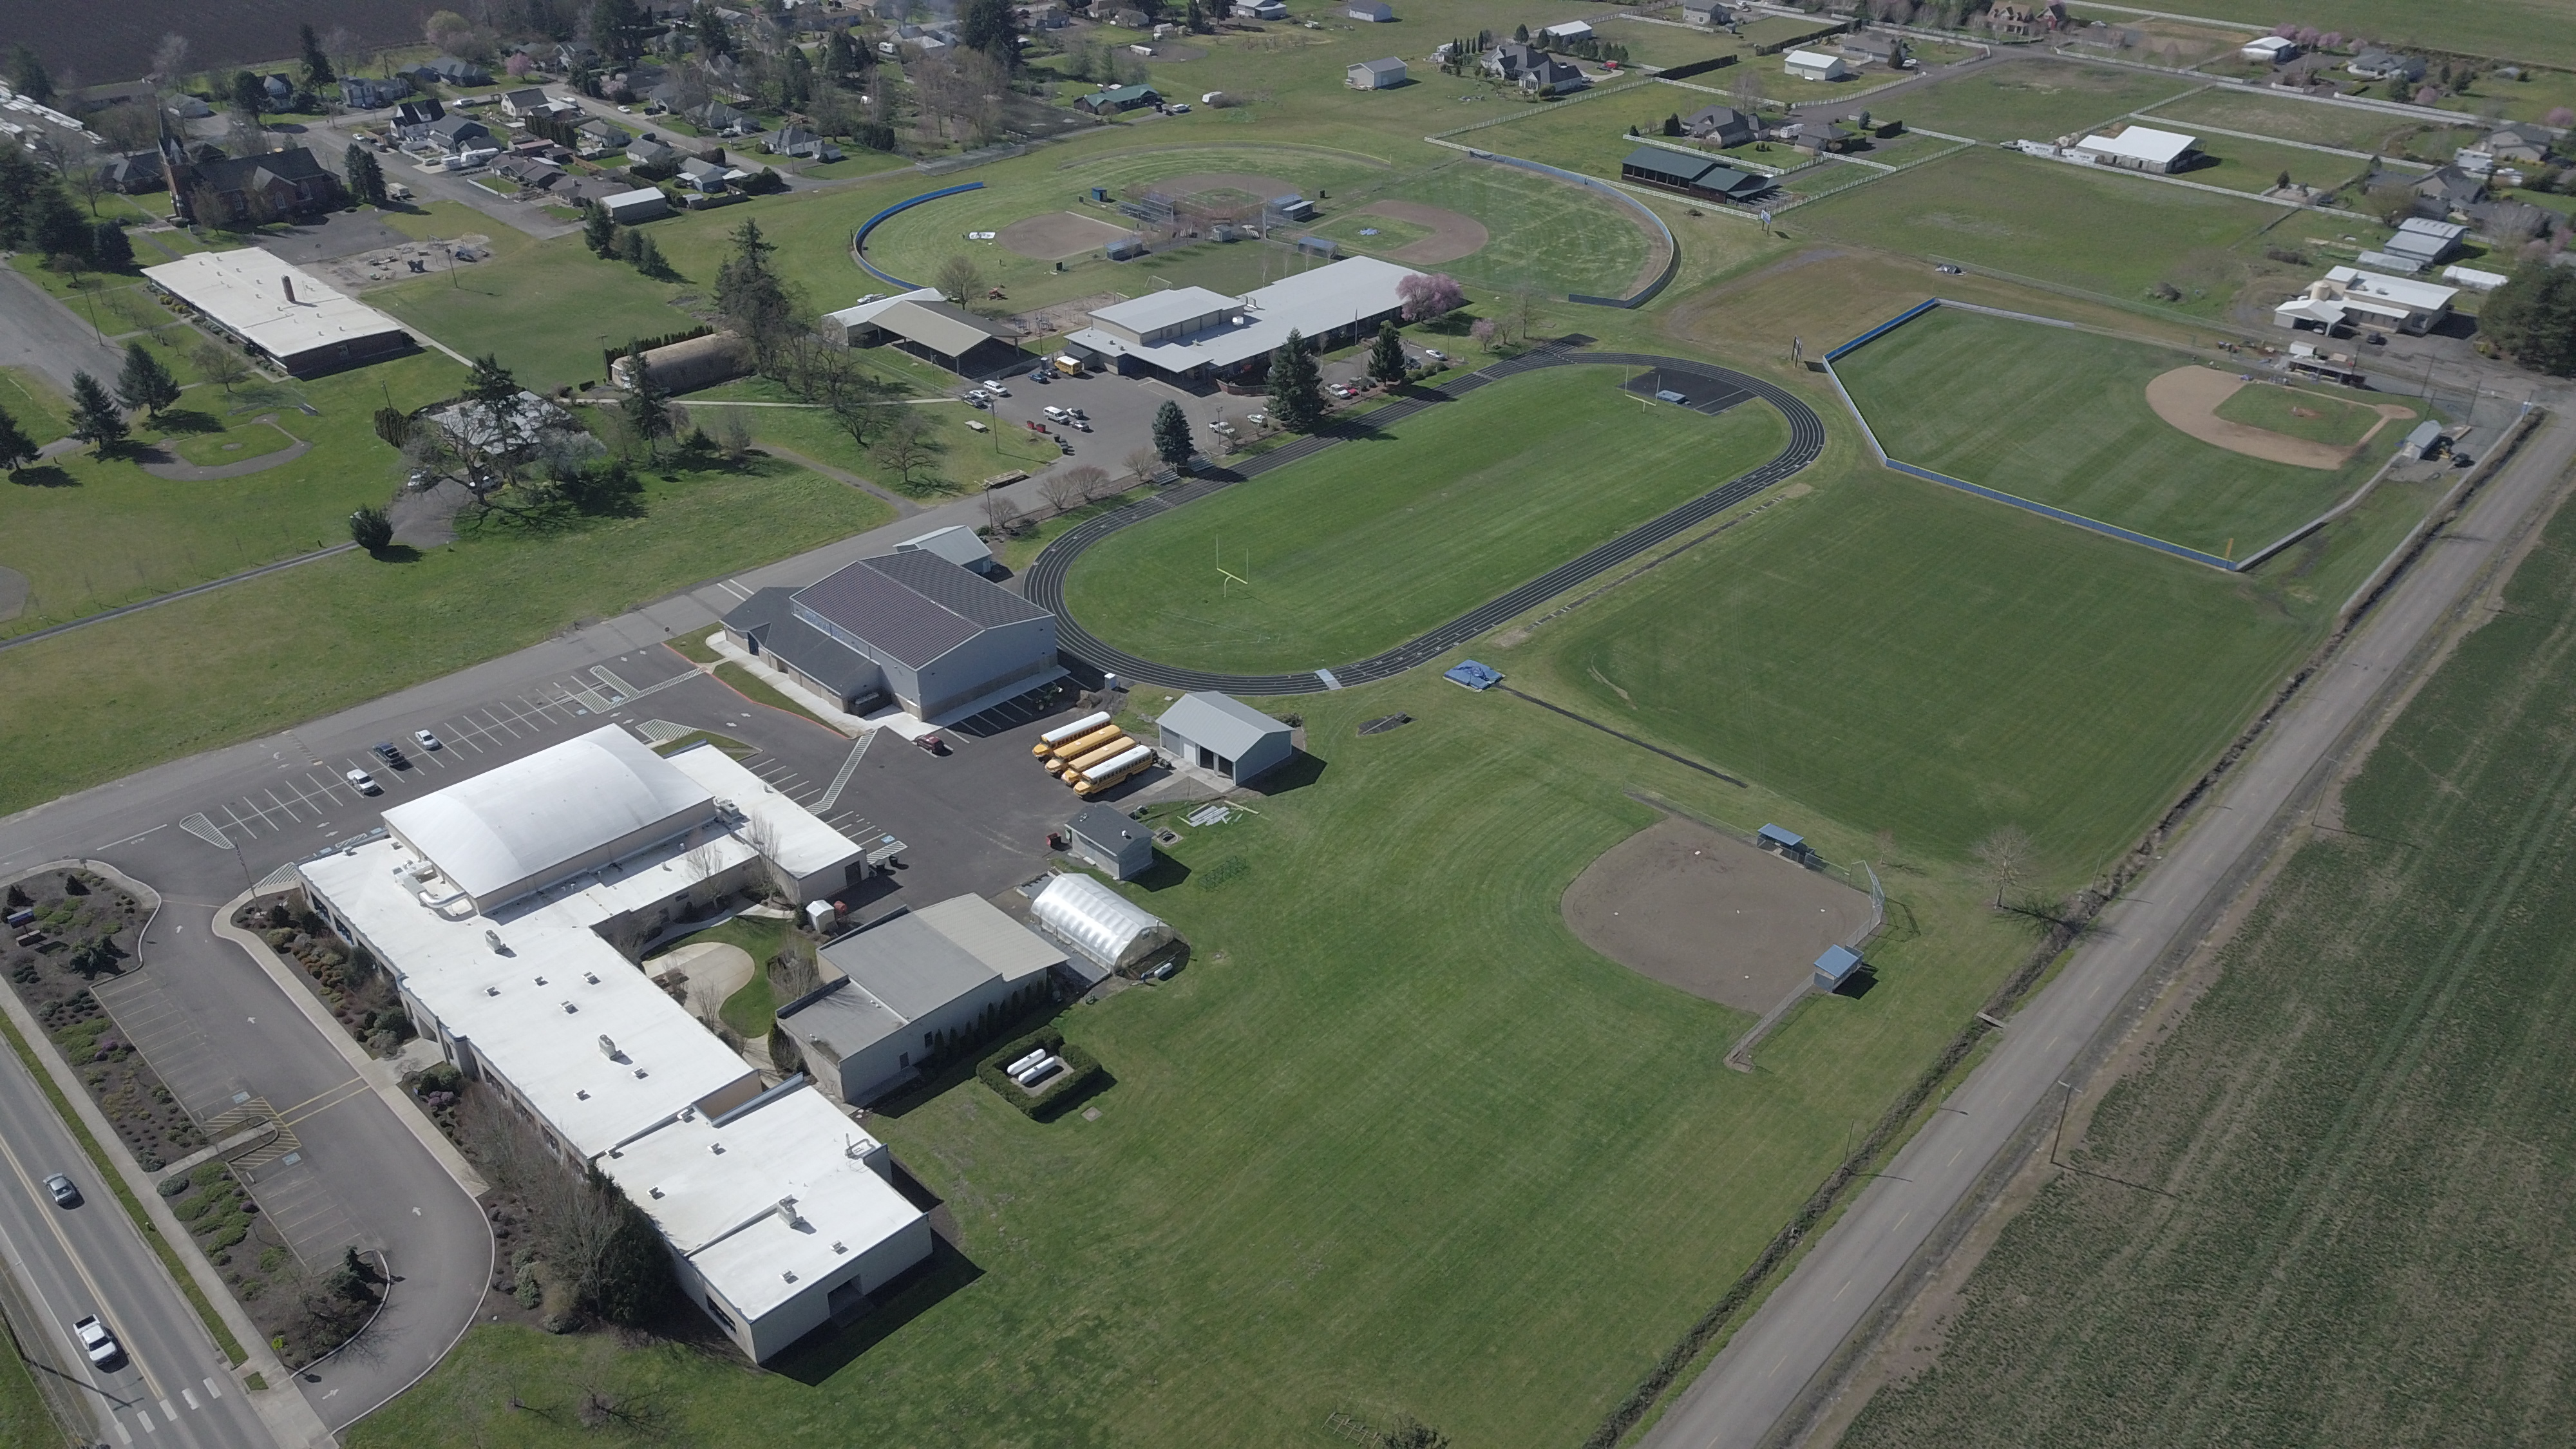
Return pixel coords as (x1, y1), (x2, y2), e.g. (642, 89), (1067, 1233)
(1824, 298), (1939, 361)
(851, 181), (986, 289)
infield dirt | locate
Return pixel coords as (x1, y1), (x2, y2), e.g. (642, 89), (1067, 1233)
(1562, 817), (1875, 1013)
(2144, 365), (2410, 469)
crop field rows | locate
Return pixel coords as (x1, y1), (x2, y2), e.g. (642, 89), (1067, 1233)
(1844, 490), (2576, 1449)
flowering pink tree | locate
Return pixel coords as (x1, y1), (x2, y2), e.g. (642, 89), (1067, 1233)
(2548, 106), (2576, 128)
(2295, 26), (2320, 45)
(506, 52), (533, 78)
(2317, 31), (2342, 50)
(2414, 84), (2444, 105)
(1470, 317), (1499, 350)
(2271, 21), (2297, 37)
(1396, 271), (1466, 322)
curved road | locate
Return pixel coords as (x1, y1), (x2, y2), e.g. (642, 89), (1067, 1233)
(1023, 350), (1827, 693)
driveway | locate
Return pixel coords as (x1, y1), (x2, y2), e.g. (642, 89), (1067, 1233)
(0, 261), (127, 396)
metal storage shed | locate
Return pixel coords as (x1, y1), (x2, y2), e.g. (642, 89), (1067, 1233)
(1156, 692), (1294, 785)
(1814, 945), (1864, 992)
(1066, 804), (1154, 880)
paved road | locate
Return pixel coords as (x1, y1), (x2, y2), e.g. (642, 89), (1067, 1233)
(0, 260), (125, 397)
(0, 1032), (276, 1448)
(1640, 405), (2576, 1449)
(1021, 351), (1826, 694)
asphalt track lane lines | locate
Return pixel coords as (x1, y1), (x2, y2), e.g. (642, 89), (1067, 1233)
(1023, 350), (1826, 694)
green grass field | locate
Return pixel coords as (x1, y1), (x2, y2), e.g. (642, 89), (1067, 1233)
(1835, 307), (2416, 555)
(1842, 488), (2576, 1449)
(1504, 455), (2419, 880)
(1062, 368), (1788, 674)
(0, 456), (890, 818)
(0, 366), (70, 444)
(1793, 148), (2331, 321)
(0, 352), (463, 638)
(2137, 90), (2472, 155)
(1882, 59), (2200, 142)
(347, 656), (2037, 1449)
(2180, 131), (2374, 196)
(2163, 0), (2576, 69)
(2213, 380), (2391, 446)
(0, 1320), (63, 1449)
(369, 225), (701, 392)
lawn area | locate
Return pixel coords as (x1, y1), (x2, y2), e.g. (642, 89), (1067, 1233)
(2183, 131), (2375, 196)
(1842, 488), (2576, 1449)
(1506, 451), (2416, 880)
(1833, 306), (2415, 554)
(2163, 0), (2576, 70)
(369, 234), (700, 392)
(346, 649), (2041, 1449)
(1591, 17), (1750, 70)
(2137, 89), (2473, 154)
(0, 457), (891, 817)
(1793, 146), (2334, 319)
(1885, 57), (2201, 142)
(647, 914), (792, 1037)
(0, 365), (70, 443)
(2213, 379), (2394, 446)
(712, 661), (842, 732)
(0, 352), (463, 638)
(1062, 366), (1788, 675)
(0, 1331), (61, 1449)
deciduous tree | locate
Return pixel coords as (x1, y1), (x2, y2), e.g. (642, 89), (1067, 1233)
(1971, 825), (2034, 909)
(191, 339), (251, 393)
(1396, 271), (1465, 322)
(936, 252), (986, 303)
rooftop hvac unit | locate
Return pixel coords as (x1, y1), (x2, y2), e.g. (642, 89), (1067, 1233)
(484, 929), (506, 953)
(597, 1034), (620, 1059)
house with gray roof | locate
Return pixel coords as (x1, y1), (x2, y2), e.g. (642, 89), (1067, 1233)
(1685, 104), (1756, 146)
(722, 553), (1063, 720)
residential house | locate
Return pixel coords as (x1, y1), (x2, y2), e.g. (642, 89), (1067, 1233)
(1682, 0), (1731, 24)
(1483, 40), (1543, 80)
(1231, 0), (1286, 16)
(97, 153), (164, 194)
(764, 126), (842, 160)
(2412, 164), (2488, 216)
(1520, 57), (1588, 95)
(1347, 57), (1407, 90)
(392, 99), (446, 135)
(1347, 0), (1394, 19)
(2482, 122), (2557, 166)
(159, 141), (345, 227)
(628, 136), (681, 169)
(692, 100), (761, 135)
(1684, 104), (1756, 146)
(1074, 84), (1162, 114)
(429, 56), (494, 86)
(339, 75), (414, 109)
(676, 155), (740, 192)
(2469, 197), (2554, 242)
(261, 73), (294, 103)
(424, 115), (495, 155)
(493, 156), (569, 191)
(1838, 32), (1906, 66)
(576, 118), (632, 155)
(2348, 49), (2426, 82)
(499, 87), (553, 116)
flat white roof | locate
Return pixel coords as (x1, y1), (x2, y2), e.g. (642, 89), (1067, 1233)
(1088, 285), (1236, 336)
(597, 1086), (922, 1323)
(1541, 20), (1593, 37)
(2325, 265), (2458, 311)
(1065, 256), (1420, 374)
(382, 725), (715, 907)
(303, 831), (762, 1157)
(602, 185), (668, 207)
(1784, 49), (1841, 66)
(661, 743), (865, 887)
(2078, 125), (2197, 165)
(142, 248), (412, 364)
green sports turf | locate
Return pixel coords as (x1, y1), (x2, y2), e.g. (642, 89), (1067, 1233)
(345, 662), (2038, 1449)
(1513, 465), (2380, 879)
(1061, 367), (1789, 675)
(1842, 474), (2576, 1449)
(2214, 380), (2402, 447)
(1833, 307), (2403, 556)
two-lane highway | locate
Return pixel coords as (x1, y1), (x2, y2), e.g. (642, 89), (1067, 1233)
(0, 1030), (270, 1448)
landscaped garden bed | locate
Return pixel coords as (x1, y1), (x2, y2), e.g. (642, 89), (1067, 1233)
(3, 867), (200, 1172)
(231, 892), (414, 1057)
(154, 1160), (380, 1369)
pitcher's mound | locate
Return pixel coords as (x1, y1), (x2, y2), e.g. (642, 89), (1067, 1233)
(1564, 816), (1875, 1012)
(999, 211), (1138, 260)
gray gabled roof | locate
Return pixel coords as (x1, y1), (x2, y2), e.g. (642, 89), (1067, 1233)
(818, 911), (999, 1021)
(871, 299), (1018, 359)
(1158, 691), (1289, 758)
(791, 553), (1049, 670)
(1354, 57), (1406, 74)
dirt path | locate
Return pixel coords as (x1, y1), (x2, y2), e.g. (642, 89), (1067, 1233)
(2145, 365), (2357, 469)
(649, 941), (757, 1021)
(1350, 200), (1490, 263)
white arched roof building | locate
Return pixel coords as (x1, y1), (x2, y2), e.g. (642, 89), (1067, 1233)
(1032, 873), (1174, 971)
(381, 725), (720, 911)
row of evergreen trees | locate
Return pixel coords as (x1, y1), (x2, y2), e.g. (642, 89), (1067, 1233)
(0, 342), (188, 476)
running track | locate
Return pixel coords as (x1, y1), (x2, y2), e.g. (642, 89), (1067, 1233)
(1021, 349), (1827, 694)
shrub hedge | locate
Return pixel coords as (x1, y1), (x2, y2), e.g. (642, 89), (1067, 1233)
(974, 1024), (1102, 1120)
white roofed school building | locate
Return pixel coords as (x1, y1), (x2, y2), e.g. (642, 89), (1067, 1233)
(142, 249), (419, 377)
(296, 727), (916, 1362)
(1062, 255), (1423, 384)
(2273, 266), (2458, 336)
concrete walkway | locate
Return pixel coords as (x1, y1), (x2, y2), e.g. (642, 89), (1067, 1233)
(137, 416), (311, 480)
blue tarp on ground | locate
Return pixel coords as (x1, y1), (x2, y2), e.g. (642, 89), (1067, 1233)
(1445, 660), (1502, 690)
(1814, 945), (1862, 990)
